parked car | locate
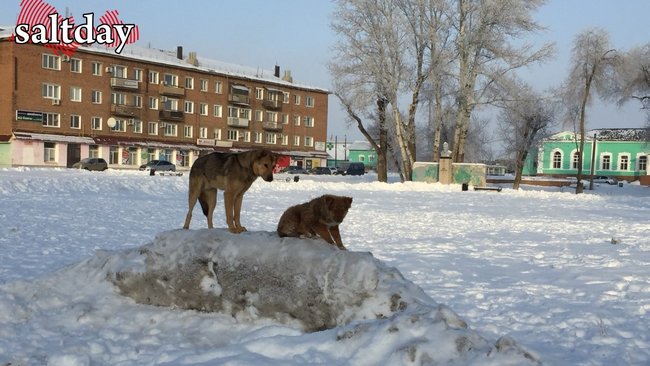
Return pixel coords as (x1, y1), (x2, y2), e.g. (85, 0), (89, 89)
(280, 166), (310, 174)
(592, 175), (617, 185)
(344, 162), (365, 176)
(139, 160), (176, 172)
(312, 167), (338, 175)
(72, 158), (108, 171)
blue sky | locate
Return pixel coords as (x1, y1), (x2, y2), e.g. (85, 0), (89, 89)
(2, 0), (649, 143)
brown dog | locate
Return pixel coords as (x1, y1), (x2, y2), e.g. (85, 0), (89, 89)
(277, 194), (353, 250)
(183, 149), (277, 233)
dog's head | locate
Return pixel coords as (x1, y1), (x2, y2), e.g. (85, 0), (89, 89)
(324, 195), (353, 224)
(252, 149), (277, 182)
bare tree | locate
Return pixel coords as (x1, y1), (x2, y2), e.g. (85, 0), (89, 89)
(563, 28), (619, 193)
(496, 81), (556, 189)
(617, 43), (650, 135)
(450, 0), (554, 163)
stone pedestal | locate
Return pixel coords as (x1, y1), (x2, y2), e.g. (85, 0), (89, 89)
(439, 157), (452, 185)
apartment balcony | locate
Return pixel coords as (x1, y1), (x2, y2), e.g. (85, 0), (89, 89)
(228, 93), (250, 105)
(110, 77), (139, 90)
(227, 117), (250, 128)
(262, 99), (282, 110)
(110, 103), (140, 117)
(159, 83), (186, 97)
(159, 109), (184, 122)
(262, 121), (283, 132)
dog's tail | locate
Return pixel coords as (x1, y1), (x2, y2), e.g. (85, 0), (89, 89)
(198, 191), (210, 217)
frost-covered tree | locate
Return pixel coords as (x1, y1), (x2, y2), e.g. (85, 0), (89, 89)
(617, 43), (650, 135)
(563, 28), (619, 193)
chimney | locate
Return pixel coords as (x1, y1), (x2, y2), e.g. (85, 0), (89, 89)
(176, 46), (183, 60)
(188, 51), (199, 67)
(274, 65), (280, 78)
(282, 70), (293, 83)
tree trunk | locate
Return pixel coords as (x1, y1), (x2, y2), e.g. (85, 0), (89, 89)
(432, 85), (443, 161)
(376, 98), (389, 183)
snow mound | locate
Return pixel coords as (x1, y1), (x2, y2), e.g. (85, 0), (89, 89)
(100, 229), (540, 365)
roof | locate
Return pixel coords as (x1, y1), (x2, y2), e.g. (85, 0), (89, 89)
(547, 129), (649, 142)
(0, 25), (329, 93)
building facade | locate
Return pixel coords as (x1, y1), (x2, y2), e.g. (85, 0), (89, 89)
(0, 27), (329, 170)
(523, 129), (649, 183)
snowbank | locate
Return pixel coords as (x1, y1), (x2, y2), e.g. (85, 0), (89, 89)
(103, 229), (539, 365)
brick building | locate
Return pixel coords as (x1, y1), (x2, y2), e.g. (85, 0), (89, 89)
(0, 26), (330, 170)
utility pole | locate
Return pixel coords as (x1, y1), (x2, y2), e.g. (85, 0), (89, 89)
(589, 133), (597, 190)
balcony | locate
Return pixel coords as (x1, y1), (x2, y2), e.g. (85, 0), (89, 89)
(159, 83), (185, 97)
(110, 104), (140, 117)
(228, 93), (250, 105)
(227, 117), (250, 128)
(159, 109), (184, 122)
(262, 121), (283, 132)
(110, 77), (139, 90)
(262, 99), (282, 110)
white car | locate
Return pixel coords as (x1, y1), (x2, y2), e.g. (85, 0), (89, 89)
(592, 176), (617, 185)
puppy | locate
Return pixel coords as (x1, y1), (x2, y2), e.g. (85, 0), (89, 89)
(277, 194), (353, 250)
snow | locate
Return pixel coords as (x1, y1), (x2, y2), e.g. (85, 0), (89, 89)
(1, 168), (649, 365)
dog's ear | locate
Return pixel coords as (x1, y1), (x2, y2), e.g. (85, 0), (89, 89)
(345, 196), (353, 207)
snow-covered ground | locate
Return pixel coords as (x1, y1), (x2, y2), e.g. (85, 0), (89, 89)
(0, 168), (648, 365)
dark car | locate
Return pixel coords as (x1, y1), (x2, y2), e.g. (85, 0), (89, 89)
(344, 162), (365, 176)
(139, 160), (176, 172)
(72, 157), (108, 171)
(280, 166), (310, 174)
(312, 167), (338, 175)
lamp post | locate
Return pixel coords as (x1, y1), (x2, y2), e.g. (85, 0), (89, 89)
(589, 133), (597, 190)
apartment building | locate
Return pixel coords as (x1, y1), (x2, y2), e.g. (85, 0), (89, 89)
(0, 26), (330, 170)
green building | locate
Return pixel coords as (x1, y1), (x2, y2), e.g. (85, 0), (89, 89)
(523, 129), (649, 183)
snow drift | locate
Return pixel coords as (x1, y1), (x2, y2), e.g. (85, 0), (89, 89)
(102, 229), (539, 365)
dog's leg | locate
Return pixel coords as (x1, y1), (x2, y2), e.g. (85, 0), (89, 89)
(313, 224), (335, 245)
(223, 190), (238, 233)
(183, 185), (201, 229)
(329, 225), (346, 250)
(202, 189), (217, 229)
(232, 190), (247, 233)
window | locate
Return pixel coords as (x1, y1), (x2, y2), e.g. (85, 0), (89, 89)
(43, 113), (59, 127)
(133, 120), (143, 134)
(619, 155), (629, 171)
(125, 147), (138, 165)
(133, 68), (143, 81)
(149, 97), (159, 110)
(359, 155), (366, 162)
(254, 132), (263, 144)
(283, 92), (289, 104)
(200, 103), (208, 116)
(213, 128), (221, 140)
(214, 81), (222, 94)
(243, 131), (251, 142)
(69, 115), (81, 129)
(266, 133), (277, 144)
(132, 95), (142, 108)
(70, 58), (82, 73)
(256, 88), (264, 100)
(148, 122), (158, 135)
(293, 115), (300, 126)
(199, 127), (208, 139)
(91, 90), (102, 104)
(164, 123), (177, 136)
(552, 151), (562, 169)
(184, 101), (194, 114)
(282, 135), (288, 145)
(293, 136), (300, 146)
(164, 73), (178, 86)
(109, 146), (119, 164)
(294, 94), (301, 105)
(91, 62), (102, 76)
(639, 156), (648, 171)
(185, 77), (194, 89)
(282, 114), (289, 124)
(42, 54), (60, 70)
(113, 65), (127, 78)
(145, 148), (156, 163)
(91, 117), (102, 130)
(227, 130), (239, 141)
(70, 86), (82, 102)
(213, 104), (222, 118)
(111, 119), (126, 132)
(112, 92), (126, 105)
(305, 96), (315, 107)
(89, 145), (99, 158)
(161, 149), (173, 162)
(304, 136), (313, 147)
(572, 152), (579, 169)
(44, 142), (56, 162)
(601, 155), (611, 170)
(149, 70), (159, 84)
(200, 79), (208, 91)
(255, 110), (263, 122)
(184, 125), (193, 138)
(303, 116), (314, 127)
(42, 83), (61, 99)
(267, 111), (278, 122)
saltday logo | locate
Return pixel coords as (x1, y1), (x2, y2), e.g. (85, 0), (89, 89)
(11, 0), (140, 56)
